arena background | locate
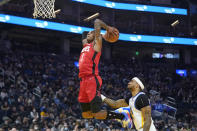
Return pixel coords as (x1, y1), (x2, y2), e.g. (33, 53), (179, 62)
(0, 0), (197, 130)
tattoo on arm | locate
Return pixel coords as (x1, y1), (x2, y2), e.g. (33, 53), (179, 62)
(94, 19), (109, 39)
(94, 19), (105, 52)
(103, 98), (129, 109)
(142, 106), (152, 131)
(94, 19), (101, 40)
(98, 19), (109, 30)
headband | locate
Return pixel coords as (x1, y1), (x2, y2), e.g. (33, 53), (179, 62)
(132, 77), (144, 90)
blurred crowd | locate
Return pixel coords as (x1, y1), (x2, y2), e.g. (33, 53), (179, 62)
(0, 49), (196, 131)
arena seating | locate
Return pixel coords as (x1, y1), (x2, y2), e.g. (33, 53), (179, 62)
(0, 44), (196, 130)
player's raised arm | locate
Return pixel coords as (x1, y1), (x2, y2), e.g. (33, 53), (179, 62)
(101, 94), (129, 109)
(93, 19), (111, 52)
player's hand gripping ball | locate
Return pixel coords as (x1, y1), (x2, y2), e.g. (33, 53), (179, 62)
(115, 107), (133, 129)
(103, 26), (119, 43)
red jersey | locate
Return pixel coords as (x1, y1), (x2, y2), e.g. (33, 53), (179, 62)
(78, 42), (101, 78)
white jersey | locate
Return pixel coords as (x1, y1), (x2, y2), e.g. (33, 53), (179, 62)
(128, 92), (156, 131)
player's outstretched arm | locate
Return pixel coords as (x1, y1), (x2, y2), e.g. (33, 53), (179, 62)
(141, 106), (152, 131)
(94, 19), (109, 30)
(101, 94), (129, 109)
(94, 19), (105, 52)
(94, 19), (111, 52)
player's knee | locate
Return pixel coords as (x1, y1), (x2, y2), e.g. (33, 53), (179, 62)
(82, 112), (93, 119)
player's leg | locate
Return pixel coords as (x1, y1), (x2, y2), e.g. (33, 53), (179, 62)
(80, 103), (93, 119)
(80, 98), (123, 120)
(90, 95), (125, 120)
(78, 78), (94, 119)
(88, 75), (106, 119)
(90, 95), (107, 119)
(87, 75), (124, 120)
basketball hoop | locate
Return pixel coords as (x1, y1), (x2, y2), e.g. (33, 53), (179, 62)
(33, 0), (56, 19)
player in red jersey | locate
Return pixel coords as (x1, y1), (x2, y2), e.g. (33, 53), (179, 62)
(78, 19), (126, 121)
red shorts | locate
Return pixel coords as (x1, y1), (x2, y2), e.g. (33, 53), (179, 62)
(78, 75), (102, 103)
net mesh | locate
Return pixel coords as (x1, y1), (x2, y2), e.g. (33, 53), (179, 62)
(33, 0), (56, 19)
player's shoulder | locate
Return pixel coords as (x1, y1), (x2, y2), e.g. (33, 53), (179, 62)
(136, 92), (148, 100)
(134, 92), (149, 105)
(135, 92), (150, 110)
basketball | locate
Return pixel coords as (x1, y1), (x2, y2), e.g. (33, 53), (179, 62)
(103, 27), (119, 43)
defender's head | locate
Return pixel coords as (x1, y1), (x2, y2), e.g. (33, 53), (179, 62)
(127, 77), (145, 91)
(82, 30), (95, 43)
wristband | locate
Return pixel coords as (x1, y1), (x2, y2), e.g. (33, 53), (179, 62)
(101, 94), (106, 101)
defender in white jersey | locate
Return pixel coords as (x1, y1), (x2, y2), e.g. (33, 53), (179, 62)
(101, 77), (157, 131)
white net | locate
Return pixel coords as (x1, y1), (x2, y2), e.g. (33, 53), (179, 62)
(33, 0), (56, 19)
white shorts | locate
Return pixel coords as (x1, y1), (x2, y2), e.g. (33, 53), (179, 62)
(137, 123), (157, 131)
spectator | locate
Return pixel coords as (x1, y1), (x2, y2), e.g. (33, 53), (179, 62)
(0, 116), (11, 130)
(30, 108), (39, 120)
(0, 50), (196, 130)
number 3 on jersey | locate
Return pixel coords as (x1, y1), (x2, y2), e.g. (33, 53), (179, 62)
(81, 46), (90, 53)
(80, 46), (90, 63)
